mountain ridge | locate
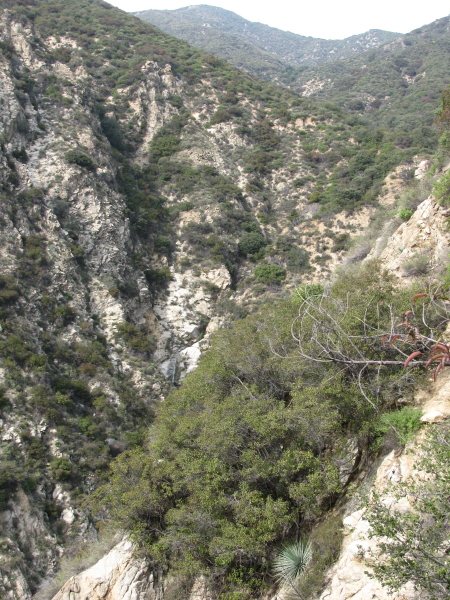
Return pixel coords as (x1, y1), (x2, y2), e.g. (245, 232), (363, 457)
(134, 4), (401, 80)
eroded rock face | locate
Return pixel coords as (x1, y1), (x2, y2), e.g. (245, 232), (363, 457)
(317, 374), (450, 600)
(51, 540), (162, 600)
(367, 196), (450, 280)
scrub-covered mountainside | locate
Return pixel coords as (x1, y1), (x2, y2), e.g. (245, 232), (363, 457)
(293, 15), (450, 131)
(134, 5), (399, 81)
(0, 0), (449, 599)
(136, 8), (450, 149)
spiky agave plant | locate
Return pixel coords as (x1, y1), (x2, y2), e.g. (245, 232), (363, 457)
(273, 538), (312, 597)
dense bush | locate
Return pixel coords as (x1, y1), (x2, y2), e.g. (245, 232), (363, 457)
(116, 321), (156, 355)
(0, 275), (20, 306)
(238, 232), (267, 257)
(253, 264), (286, 285)
(65, 149), (97, 172)
(0, 464), (18, 510)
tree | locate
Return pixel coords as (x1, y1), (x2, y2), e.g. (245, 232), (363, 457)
(254, 264), (286, 285)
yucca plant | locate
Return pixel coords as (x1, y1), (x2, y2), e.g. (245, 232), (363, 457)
(273, 538), (312, 597)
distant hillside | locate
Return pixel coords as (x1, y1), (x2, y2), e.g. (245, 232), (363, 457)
(134, 5), (400, 81)
(292, 14), (450, 137)
(135, 6), (450, 147)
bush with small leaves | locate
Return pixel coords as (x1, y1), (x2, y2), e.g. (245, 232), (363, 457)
(254, 264), (286, 285)
(0, 274), (20, 305)
(50, 457), (73, 481)
(65, 149), (97, 172)
(399, 208), (413, 221)
(0, 464), (18, 510)
(238, 232), (267, 257)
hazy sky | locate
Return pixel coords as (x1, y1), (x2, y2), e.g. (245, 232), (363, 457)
(107, 0), (449, 39)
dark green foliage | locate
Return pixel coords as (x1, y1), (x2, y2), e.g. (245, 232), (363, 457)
(116, 322), (156, 355)
(253, 264), (286, 285)
(0, 275), (20, 306)
(51, 304), (77, 326)
(117, 162), (169, 239)
(65, 149), (97, 172)
(18, 235), (49, 281)
(0, 387), (10, 412)
(149, 115), (187, 161)
(52, 377), (92, 404)
(100, 115), (127, 152)
(209, 104), (243, 125)
(12, 147), (28, 163)
(50, 457), (73, 481)
(244, 149), (279, 175)
(0, 335), (34, 366)
(0, 464), (18, 510)
(238, 232), (267, 257)
(433, 171), (450, 206)
(18, 188), (45, 207)
(249, 119), (280, 151)
(144, 268), (172, 287)
(91, 263), (435, 595)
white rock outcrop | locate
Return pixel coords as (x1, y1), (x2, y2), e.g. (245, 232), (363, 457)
(367, 196), (450, 280)
(51, 540), (162, 600)
(318, 373), (450, 600)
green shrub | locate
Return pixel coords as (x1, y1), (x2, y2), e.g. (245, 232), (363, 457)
(116, 321), (156, 355)
(254, 264), (286, 285)
(0, 335), (33, 366)
(51, 304), (77, 326)
(402, 252), (430, 276)
(0, 464), (18, 510)
(50, 457), (73, 481)
(294, 283), (324, 301)
(433, 172), (450, 206)
(144, 267), (172, 287)
(238, 232), (267, 257)
(375, 407), (422, 445)
(65, 149), (97, 172)
(399, 208), (413, 221)
(0, 274), (20, 305)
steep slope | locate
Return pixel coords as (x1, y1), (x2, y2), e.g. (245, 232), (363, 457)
(48, 186), (450, 600)
(134, 5), (400, 81)
(0, 0), (447, 598)
(48, 374), (450, 600)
